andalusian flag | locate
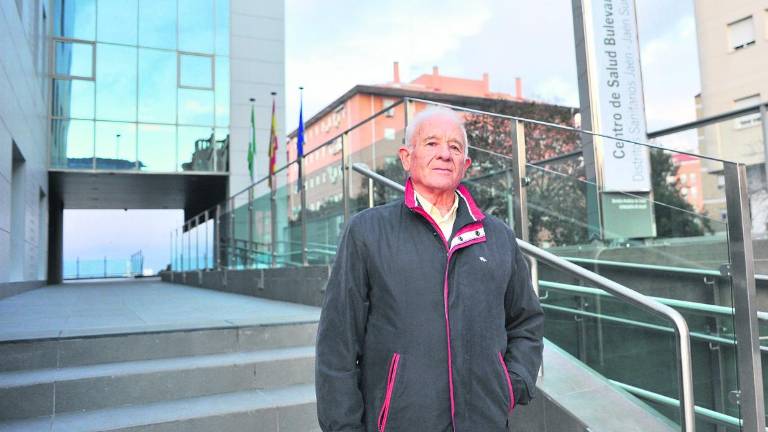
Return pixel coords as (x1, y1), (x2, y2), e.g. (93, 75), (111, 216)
(268, 93), (278, 187)
(247, 103), (256, 182)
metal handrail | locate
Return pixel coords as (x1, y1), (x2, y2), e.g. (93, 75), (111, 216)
(351, 162), (696, 432)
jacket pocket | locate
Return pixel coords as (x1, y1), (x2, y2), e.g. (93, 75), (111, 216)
(497, 352), (515, 413)
(377, 352), (402, 432)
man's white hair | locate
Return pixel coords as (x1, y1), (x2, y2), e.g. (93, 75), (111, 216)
(404, 106), (469, 158)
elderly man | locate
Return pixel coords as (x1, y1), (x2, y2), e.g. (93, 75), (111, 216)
(316, 107), (544, 432)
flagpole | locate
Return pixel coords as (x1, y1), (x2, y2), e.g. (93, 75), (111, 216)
(247, 97), (255, 266)
(269, 92), (278, 267)
(298, 87), (308, 266)
(248, 98), (256, 183)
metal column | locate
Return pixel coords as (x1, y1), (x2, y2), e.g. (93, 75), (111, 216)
(510, 119), (529, 242)
(724, 162), (766, 432)
(195, 216), (199, 270)
(214, 205), (221, 270)
(270, 183), (277, 268)
(342, 133), (351, 224)
(762, 104), (768, 189)
(203, 210), (209, 270)
(248, 188), (254, 268)
(300, 157), (308, 265)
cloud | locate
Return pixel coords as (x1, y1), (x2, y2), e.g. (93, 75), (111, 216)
(639, 14), (700, 151)
(285, 0), (493, 132)
(531, 76), (579, 107)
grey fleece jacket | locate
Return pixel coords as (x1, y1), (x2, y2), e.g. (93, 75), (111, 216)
(315, 179), (544, 432)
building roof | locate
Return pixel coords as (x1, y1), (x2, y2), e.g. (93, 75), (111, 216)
(288, 84), (574, 139)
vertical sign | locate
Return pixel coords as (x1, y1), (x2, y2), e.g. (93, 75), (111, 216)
(573, 0), (655, 238)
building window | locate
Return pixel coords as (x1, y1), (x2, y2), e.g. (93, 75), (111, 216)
(727, 16), (755, 51)
(52, 39), (95, 80)
(178, 52), (214, 90)
(383, 98), (396, 117)
(733, 94), (761, 129)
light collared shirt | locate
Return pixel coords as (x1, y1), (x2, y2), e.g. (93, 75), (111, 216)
(415, 190), (459, 240)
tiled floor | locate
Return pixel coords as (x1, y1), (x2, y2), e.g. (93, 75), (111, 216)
(0, 278), (320, 341)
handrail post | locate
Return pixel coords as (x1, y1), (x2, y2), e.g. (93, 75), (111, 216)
(186, 221), (191, 272)
(342, 133), (350, 224)
(214, 205), (221, 270)
(510, 119), (529, 241)
(300, 157), (308, 266)
(203, 210), (209, 270)
(229, 199), (235, 268)
(762, 103), (768, 189)
(195, 215), (200, 271)
(248, 187), (254, 268)
(270, 181), (277, 268)
(724, 162), (766, 432)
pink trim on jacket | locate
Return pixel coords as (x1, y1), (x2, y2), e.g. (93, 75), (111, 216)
(377, 353), (401, 432)
(498, 352), (516, 412)
(404, 177), (489, 431)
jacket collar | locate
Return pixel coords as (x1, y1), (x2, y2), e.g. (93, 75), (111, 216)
(405, 177), (485, 222)
(404, 177), (485, 224)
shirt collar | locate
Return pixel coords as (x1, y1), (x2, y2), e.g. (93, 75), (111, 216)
(414, 190), (459, 223)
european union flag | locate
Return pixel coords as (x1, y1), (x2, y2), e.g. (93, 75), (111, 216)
(297, 88), (305, 191)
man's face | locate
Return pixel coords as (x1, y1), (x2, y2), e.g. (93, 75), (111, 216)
(399, 114), (472, 195)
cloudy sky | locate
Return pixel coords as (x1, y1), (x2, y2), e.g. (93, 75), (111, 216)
(284, 0), (701, 150)
(65, 0), (703, 272)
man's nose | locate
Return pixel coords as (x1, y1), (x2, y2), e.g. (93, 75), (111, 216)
(436, 143), (452, 160)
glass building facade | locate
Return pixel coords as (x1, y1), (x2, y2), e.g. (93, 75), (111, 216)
(50, 0), (230, 173)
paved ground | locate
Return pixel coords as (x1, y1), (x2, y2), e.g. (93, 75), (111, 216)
(0, 278), (320, 341)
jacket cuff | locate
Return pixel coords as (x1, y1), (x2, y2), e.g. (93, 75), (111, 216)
(510, 372), (532, 405)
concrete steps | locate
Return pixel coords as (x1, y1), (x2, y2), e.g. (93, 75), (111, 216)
(0, 322), (320, 431)
(0, 384), (318, 432)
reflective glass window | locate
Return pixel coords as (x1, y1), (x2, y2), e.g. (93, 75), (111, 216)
(138, 124), (176, 172)
(214, 127), (229, 172)
(53, 0), (96, 40)
(214, 56), (229, 126)
(96, 44), (137, 121)
(215, 0), (229, 55)
(97, 0), (138, 45)
(179, 53), (213, 89)
(139, 49), (176, 123)
(52, 79), (95, 119)
(178, 0), (214, 54)
(138, 0), (176, 50)
(95, 121), (137, 169)
(54, 40), (94, 79)
(178, 89), (214, 125)
(51, 119), (94, 169)
(178, 126), (214, 171)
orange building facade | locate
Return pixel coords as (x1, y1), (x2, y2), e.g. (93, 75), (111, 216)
(285, 63), (525, 213)
(671, 153), (705, 212)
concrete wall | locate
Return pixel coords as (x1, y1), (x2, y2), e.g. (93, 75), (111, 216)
(0, 1), (49, 285)
(162, 265), (329, 306)
(228, 0), (286, 197)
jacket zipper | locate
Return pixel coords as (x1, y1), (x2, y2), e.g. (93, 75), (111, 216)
(377, 352), (401, 432)
(497, 352), (515, 412)
(411, 207), (457, 428)
(411, 205), (485, 431)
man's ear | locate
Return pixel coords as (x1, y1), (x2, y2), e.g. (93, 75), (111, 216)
(463, 156), (472, 171)
(398, 146), (411, 172)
